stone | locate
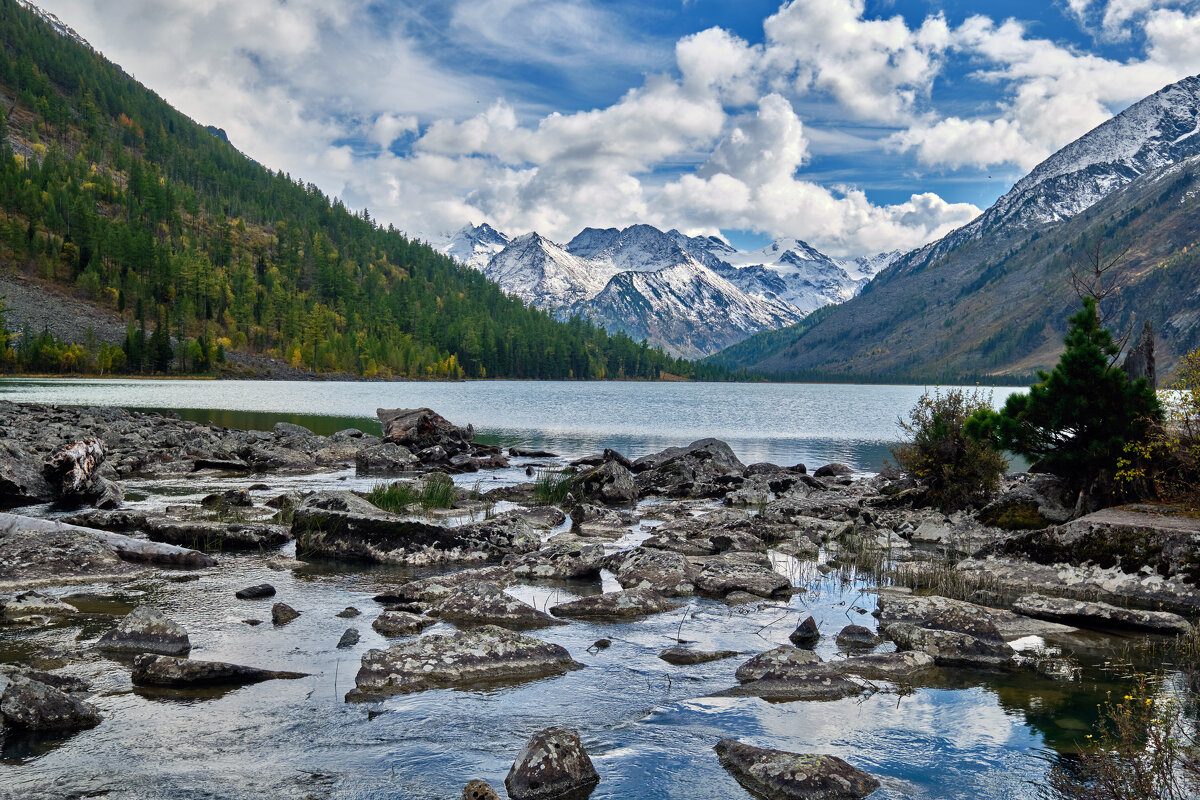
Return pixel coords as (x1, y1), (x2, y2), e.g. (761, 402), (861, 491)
(43, 439), (123, 508)
(875, 590), (1076, 640)
(378, 408), (473, 454)
(272, 602), (301, 626)
(131, 654), (307, 688)
(200, 488), (252, 508)
(726, 648), (935, 700)
(2, 590), (78, 621)
(576, 460), (637, 504)
(814, 463), (854, 478)
(789, 616), (820, 648)
(734, 646), (822, 684)
(462, 780), (501, 800)
(347, 625), (582, 700)
(550, 588), (681, 620)
(714, 739), (880, 800)
(509, 447), (559, 458)
(1122, 320), (1156, 389)
(97, 606), (190, 656)
(604, 547), (699, 596)
(337, 628), (360, 648)
(504, 542), (607, 580)
(883, 621), (1014, 668)
(0, 674), (101, 732)
(371, 610), (437, 638)
(658, 647), (738, 666)
(695, 552), (790, 598)
(236, 583), (276, 600)
(633, 438), (746, 499)
(505, 726), (600, 800)
(1012, 593), (1192, 635)
(835, 625), (882, 649)
(377, 566), (515, 604)
(355, 442), (419, 475)
(427, 582), (565, 631)
(0, 439), (54, 506)
(337, 606), (361, 618)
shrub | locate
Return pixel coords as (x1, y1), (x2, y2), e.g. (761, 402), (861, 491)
(968, 298), (1160, 502)
(891, 387), (1008, 511)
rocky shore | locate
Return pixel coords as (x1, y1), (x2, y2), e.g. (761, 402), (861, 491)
(1, 398), (1196, 798)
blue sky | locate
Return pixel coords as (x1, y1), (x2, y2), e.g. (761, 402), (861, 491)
(35, 0), (1200, 256)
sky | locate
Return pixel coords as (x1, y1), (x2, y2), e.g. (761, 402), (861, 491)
(31, 0), (1200, 257)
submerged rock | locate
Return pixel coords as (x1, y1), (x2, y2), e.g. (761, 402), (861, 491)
(427, 582), (565, 631)
(1012, 593), (1192, 635)
(0, 673), (101, 732)
(505, 726), (600, 800)
(550, 588), (681, 620)
(97, 606), (190, 656)
(347, 625), (582, 700)
(658, 647), (738, 665)
(377, 566), (515, 604)
(714, 739), (880, 800)
(131, 654), (307, 688)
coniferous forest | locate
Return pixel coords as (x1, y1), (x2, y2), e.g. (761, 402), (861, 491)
(0, 0), (731, 380)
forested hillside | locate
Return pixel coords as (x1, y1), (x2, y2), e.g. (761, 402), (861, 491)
(0, 0), (725, 380)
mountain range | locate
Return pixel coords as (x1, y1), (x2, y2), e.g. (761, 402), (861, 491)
(438, 223), (895, 358)
(711, 73), (1200, 381)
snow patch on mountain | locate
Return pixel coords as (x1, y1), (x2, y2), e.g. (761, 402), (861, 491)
(440, 223), (510, 272)
(15, 0), (93, 51)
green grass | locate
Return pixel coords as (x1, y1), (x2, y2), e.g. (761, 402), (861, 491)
(532, 469), (577, 506)
(366, 473), (457, 513)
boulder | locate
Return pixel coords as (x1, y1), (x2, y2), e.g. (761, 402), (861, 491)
(337, 628), (360, 648)
(292, 492), (539, 565)
(604, 548), (699, 596)
(727, 648), (935, 700)
(347, 625), (583, 700)
(813, 463), (854, 478)
(835, 625), (881, 649)
(550, 588), (681, 620)
(236, 583), (276, 600)
(0, 674), (101, 732)
(883, 619), (1014, 669)
(97, 606), (190, 656)
(1012, 593), (1192, 635)
(505, 726), (600, 800)
(789, 616), (820, 648)
(633, 439), (746, 498)
(272, 602), (301, 626)
(734, 646), (822, 684)
(337, 607), (361, 618)
(131, 654), (307, 688)
(504, 542), (607, 580)
(355, 442), (419, 475)
(659, 646), (738, 666)
(714, 739), (880, 800)
(43, 439), (124, 508)
(0, 439), (54, 506)
(427, 582), (565, 631)
(200, 488), (252, 508)
(695, 552), (790, 598)
(378, 408), (473, 454)
(874, 590), (1075, 640)
(576, 460), (637, 504)
(371, 610), (437, 637)
(462, 780), (501, 800)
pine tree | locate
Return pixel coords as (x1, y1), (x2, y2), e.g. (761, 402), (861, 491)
(967, 297), (1160, 498)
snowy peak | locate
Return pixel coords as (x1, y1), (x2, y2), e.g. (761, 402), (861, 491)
(15, 1), (93, 51)
(482, 231), (603, 308)
(440, 222), (511, 271)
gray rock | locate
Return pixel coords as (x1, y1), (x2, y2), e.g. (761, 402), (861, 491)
(659, 647), (738, 665)
(576, 460), (637, 504)
(504, 542), (607, 580)
(835, 624), (882, 649)
(131, 654), (307, 687)
(550, 588), (681, 620)
(604, 547), (699, 596)
(727, 648), (935, 700)
(1122, 320), (1156, 389)
(2, 590), (78, 621)
(378, 408), (473, 455)
(355, 442), (418, 475)
(695, 552), (790, 598)
(0, 674), (101, 732)
(336, 606), (361, 618)
(97, 606), (190, 656)
(200, 488), (252, 508)
(875, 590), (1076, 640)
(633, 438), (746, 499)
(347, 625), (582, 700)
(714, 739), (880, 800)
(734, 646), (822, 683)
(1012, 593), (1192, 635)
(505, 726), (600, 800)
(272, 602), (300, 626)
(371, 610), (437, 637)
(0, 439), (54, 506)
(814, 463), (854, 478)
(236, 583), (276, 600)
(883, 621), (1014, 668)
(43, 439), (122, 508)
(789, 616), (820, 648)
(337, 628), (360, 648)
(427, 582), (565, 631)
(376, 566), (515, 604)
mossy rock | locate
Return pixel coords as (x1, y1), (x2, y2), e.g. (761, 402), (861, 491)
(979, 500), (1052, 531)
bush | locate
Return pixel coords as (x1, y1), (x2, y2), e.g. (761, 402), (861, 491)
(968, 298), (1160, 502)
(891, 387), (1008, 511)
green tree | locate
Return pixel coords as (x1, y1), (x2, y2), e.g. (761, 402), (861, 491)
(967, 297), (1160, 500)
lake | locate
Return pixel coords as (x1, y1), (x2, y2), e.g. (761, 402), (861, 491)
(0, 378), (1024, 472)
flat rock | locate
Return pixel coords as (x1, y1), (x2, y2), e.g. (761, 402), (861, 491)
(695, 552), (790, 598)
(604, 547), (698, 596)
(735, 646), (822, 683)
(1012, 593), (1192, 635)
(347, 625), (583, 700)
(2, 590), (78, 621)
(131, 654), (307, 688)
(97, 606), (190, 656)
(428, 582), (565, 630)
(504, 542), (607, 580)
(377, 566), (515, 604)
(714, 739), (880, 800)
(875, 590), (1076, 640)
(883, 622), (1014, 668)
(550, 588), (681, 620)
(505, 726), (600, 800)
(659, 646), (739, 666)
(371, 610), (437, 638)
(0, 674), (101, 732)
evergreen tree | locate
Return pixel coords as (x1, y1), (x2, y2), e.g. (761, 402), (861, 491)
(967, 297), (1160, 497)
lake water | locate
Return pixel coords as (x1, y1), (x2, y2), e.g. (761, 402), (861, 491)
(1, 377), (1159, 800)
(0, 378), (1024, 472)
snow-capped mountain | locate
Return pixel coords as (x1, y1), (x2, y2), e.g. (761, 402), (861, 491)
(15, 1), (93, 50)
(440, 223), (510, 272)
(439, 222), (888, 357)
